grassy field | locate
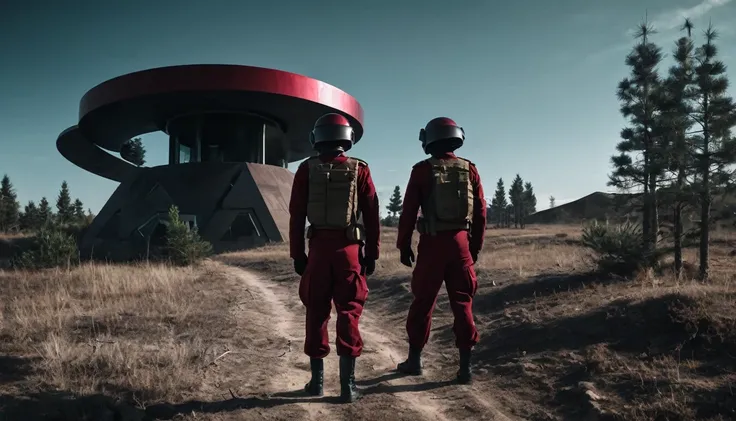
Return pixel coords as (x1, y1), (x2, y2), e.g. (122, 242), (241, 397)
(1, 226), (735, 420)
(228, 225), (736, 421)
(0, 258), (242, 420)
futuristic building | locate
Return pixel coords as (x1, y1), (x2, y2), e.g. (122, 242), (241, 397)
(57, 65), (364, 260)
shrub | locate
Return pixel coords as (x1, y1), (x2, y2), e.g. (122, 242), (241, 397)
(14, 225), (79, 269)
(581, 220), (650, 276)
(165, 205), (212, 266)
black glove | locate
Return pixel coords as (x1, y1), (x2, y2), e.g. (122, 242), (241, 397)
(358, 246), (376, 276)
(471, 250), (479, 264)
(293, 254), (308, 276)
(400, 247), (415, 268)
(363, 258), (376, 276)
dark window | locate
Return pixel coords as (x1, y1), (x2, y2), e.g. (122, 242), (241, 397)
(150, 222), (168, 247)
(220, 213), (258, 241)
(179, 144), (191, 163)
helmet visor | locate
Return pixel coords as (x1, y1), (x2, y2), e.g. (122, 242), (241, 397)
(420, 125), (465, 146)
(311, 124), (355, 146)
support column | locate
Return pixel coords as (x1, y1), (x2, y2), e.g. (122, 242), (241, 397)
(168, 135), (179, 165)
(191, 116), (202, 163)
(261, 123), (266, 164)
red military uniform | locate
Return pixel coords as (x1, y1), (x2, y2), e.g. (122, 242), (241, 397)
(397, 151), (486, 352)
(395, 116), (484, 384)
(292, 112), (378, 403)
(289, 153), (380, 359)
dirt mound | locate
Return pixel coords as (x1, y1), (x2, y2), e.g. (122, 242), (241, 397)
(473, 278), (736, 421)
(526, 192), (635, 225)
(527, 190), (736, 226)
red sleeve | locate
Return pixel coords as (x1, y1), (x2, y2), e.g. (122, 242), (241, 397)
(357, 164), (380, 260)
(396, 164), (426, 250)
(469, 164), (487, 253)
(288, 161), (310, 259)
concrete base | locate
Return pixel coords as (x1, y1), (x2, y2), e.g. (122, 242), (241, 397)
(82, 162), (294, 261)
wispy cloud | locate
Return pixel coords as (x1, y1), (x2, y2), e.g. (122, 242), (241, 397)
(586, 0), (734, 64)
(650, 0), (733, 32)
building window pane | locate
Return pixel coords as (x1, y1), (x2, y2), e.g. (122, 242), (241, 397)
(180, 144), (191, 163)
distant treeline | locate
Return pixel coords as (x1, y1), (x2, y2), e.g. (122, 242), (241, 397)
(0, 175), (93, 233)
(381, 175), (538, 229)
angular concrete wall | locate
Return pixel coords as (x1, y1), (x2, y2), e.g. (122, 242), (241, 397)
(81, 162), (294, 261)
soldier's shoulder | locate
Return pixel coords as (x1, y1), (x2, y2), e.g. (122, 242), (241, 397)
(299, 157), (319, 169)
(412, 159), (431, 169)
(348, 157), (368, 167)
(455, 156), (476, 167)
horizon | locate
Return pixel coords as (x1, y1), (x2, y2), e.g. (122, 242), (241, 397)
(1, 0), (735, 216)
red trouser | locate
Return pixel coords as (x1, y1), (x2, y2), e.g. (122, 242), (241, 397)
(406, 230), (479, 350)
(299, 231), (368, 358)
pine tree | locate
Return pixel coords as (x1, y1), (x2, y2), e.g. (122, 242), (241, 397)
(491, 178), (508, 227)
(0, 174), (20, 232)
(38, 197), (53, 227)
(523, 182), (537, 218)
(659, 18), (697, 279)
(56, 181), (73, 224)
(121, 138), (146, 166)
(73, 198), (85, 223)
(386, 186), (403, 218)
(20, 201), (40, 231)
(509, 174), (525, 228)
(549, 196), (556, 208)
(689, 24), (736, 280)
(609, 21), (665, 255)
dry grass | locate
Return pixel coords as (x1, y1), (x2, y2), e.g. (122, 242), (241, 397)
(226, 225), (589, 278)
(0, 261), (237, 418)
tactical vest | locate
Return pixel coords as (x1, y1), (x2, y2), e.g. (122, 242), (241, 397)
(417, 157), (474, 235)
(306, 157), (361, 231)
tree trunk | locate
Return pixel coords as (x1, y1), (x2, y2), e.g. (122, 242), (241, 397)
(699, 96), (711, 281)
(673, 167), (686, 279)
(673, 203), (683, 278)
(699, 179), (711, 280)
(642, 171), (651, 252)
(520, 206), (525, 229)
(649, 173), (659, 251)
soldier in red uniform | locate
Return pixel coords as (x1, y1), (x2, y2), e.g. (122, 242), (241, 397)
(288, 113), (380, 403)
(395, 117), (486, 384)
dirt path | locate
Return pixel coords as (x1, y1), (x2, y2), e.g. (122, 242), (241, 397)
(198, 263), (518, 421)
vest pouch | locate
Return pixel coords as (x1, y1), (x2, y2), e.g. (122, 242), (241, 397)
(345, 224), (365, 242)
(423, 158), (474, 231)
(306, 158), (359, 229)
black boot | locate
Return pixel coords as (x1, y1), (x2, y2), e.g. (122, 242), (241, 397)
(457, 348), (472, 384)
(339, 355), (361, 403)
(304, 358), (323, 396)
(396, 346), (423, 375)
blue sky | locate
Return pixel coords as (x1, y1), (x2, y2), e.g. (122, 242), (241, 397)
(1, 0), (735, 215)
